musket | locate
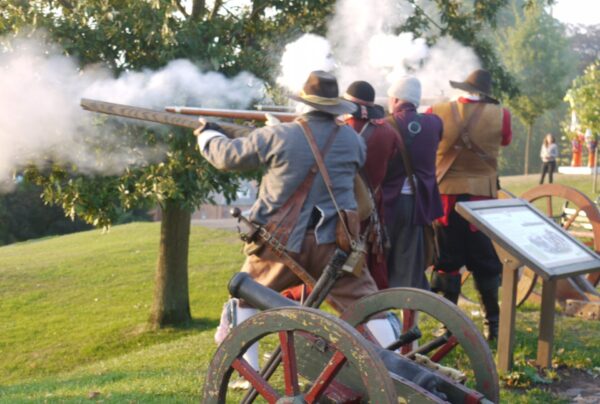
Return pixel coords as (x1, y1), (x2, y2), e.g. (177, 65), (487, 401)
(80, 98), (251, 138)
(164, 106), (297, 123)
(81, 98), (202, 129)
(254, 104), (295, 112)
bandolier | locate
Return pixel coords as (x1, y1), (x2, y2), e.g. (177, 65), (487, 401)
(433, 101), (503, 197)
(428, 69), (512, 342)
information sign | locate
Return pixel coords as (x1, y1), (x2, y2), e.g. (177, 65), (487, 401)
(456, 198), (600, 280)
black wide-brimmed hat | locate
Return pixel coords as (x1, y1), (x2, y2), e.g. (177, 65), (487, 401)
(449, 69), (499, 104)
(342, 81), (385, 120)
(289, 71), (357, 116)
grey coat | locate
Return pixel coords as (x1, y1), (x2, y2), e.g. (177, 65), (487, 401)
(200, 113), (366, 253)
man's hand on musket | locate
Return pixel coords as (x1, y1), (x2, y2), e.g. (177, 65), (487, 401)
(193, 118), (208, 136)
(194, 118), (228, 137)
(265, 113), (281, 127)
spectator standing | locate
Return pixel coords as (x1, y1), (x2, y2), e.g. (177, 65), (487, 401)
(539, 133), (558, 184)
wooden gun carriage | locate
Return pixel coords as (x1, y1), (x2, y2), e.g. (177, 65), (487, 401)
(203, 209), (499, 404)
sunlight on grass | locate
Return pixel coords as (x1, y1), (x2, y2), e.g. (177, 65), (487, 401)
(0, 210), (599, 403)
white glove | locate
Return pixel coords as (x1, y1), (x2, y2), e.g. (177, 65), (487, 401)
(193, 118), (208, 137)
(265, 113), (281, 127)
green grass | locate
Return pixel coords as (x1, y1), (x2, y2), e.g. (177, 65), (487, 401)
(500, 173), (600, 200)
(0, 193), (599, 402)
(0, 223), (241, 402)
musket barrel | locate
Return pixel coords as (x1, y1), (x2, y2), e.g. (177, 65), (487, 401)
(81, 98), (200, 129)
(164, 106), (297, 122)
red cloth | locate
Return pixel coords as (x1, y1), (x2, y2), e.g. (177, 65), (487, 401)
(347, 117), (399, 201)
(346, 117), (399, 289)
(280, 284), (312, 301)
(425, 97), (512, 146)
(438, 194), (491, 231)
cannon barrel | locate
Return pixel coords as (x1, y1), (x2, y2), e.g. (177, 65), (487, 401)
(228, 273), (448, 399)
(228, 272), (299, 310)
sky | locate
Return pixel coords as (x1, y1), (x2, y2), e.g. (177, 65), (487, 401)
(551, 0), (600, 26)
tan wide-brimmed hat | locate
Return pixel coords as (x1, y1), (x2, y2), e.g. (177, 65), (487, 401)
(289, 71), (357, 116)
(449, 69), (499, 104)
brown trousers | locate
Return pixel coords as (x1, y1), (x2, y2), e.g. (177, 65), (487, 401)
(240, 231), (378, 311)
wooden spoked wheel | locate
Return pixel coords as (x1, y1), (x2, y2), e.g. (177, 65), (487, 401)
(341, 288), (499, 403)
(517, 184), (600, 305)
(202, 307), (397, 404)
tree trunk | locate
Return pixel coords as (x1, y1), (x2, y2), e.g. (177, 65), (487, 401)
(524, 124), (533, 175)
(149, 200), (192, 328)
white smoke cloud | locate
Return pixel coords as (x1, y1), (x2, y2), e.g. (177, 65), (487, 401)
(82, 59), (263, 109)
(0, 35), (264, 192)
(277, 0), (481, 108)
(276, 34), (335, 93)
(414, 37), (482, 103)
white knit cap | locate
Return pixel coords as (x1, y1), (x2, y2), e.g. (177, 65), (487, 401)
(387, 76), (421, 107)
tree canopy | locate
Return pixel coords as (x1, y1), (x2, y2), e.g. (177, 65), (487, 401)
(566, 61), (600, 137)
(497, 0), (572, 174)
(0, 0), (551, 326)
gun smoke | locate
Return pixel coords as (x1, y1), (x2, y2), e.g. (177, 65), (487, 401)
(2, 0), (482, 193)
(0, 35), (264, 192)
(278, 0), (481, 106)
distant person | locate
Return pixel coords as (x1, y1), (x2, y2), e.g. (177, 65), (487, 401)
(384, 76), (443, 289)
(571, 132), (583, 167)
(585, 128), (597, 168)
(427, 69), (512, 341)
(539, 133), (558, 184)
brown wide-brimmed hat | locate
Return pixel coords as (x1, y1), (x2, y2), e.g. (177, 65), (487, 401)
(289, 71), (357, 116)
(342, 80), (385, 120)
(449, 69), (499, 104)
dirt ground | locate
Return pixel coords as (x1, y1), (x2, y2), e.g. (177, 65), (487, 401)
(549, 369), (600, 403)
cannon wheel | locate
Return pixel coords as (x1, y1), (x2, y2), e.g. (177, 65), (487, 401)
(517, 184), (600, 305)
(341, 288), (499, 403)
(202, 306), (398, 404)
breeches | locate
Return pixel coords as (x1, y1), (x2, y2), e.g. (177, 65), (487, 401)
(433, 201), (501, 290)
(386, 195), (428, 290)
(240, 230), (379, 310)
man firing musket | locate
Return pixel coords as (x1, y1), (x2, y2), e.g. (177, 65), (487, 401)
(81, 70), (399, 372)
(194, 70), (400, 375)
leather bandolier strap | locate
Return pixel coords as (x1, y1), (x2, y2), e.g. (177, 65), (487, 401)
(264, 124), (341, 246)
(297, 119), (354, 244)
(436, 102), (494, 184)
(252, 122), (344, 312)
(386, 115), (418, 194)
(386, 114), (439, 265)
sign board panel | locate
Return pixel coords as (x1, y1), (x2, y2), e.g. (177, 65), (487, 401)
(456, 198), (600, 280)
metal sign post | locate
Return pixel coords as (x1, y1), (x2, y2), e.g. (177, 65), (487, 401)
(456, 199), (600, 371)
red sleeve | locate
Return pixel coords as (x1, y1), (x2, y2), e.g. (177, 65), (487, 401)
(363, 124), (398, 192)
(425, 106), (433, 114)
(501, 108), (512, 146)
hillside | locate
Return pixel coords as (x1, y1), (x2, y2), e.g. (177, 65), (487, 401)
(0, 194), (599, 402)
(0, 223), (242, 401)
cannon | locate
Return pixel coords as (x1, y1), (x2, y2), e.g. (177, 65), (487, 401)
(202, 209), (499, 403)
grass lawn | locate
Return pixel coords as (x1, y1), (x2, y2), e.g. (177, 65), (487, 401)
(1, 175), (599, 403)
(500, 173), (600, 201)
